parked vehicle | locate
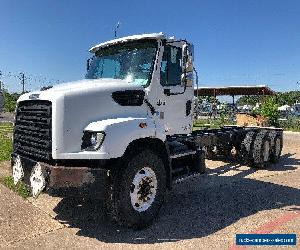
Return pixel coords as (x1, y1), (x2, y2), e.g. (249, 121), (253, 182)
(292, 103), (300, 116)
(11, 33), (283, 228)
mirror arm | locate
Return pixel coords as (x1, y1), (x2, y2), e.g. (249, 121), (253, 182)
(86, 58), (90, 71)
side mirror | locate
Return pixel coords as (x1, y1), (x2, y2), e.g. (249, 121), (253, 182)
(86, 58), (91, 71)
(182, 44), (194, 87)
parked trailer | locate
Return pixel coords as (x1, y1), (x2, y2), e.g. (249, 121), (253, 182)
(11, 33), (283, 228)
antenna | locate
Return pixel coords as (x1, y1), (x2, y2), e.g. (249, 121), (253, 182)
(114, 21), (121, 38)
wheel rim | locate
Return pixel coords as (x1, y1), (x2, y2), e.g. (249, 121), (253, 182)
(275, 138), (281, 157)
(130, 167), (157, 212)
(263, 141), (270, 162)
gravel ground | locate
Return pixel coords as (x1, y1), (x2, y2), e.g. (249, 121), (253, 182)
(0, 112), (14, 123)
(0, 132), (299, 249)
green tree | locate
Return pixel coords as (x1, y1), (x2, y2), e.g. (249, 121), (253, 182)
(3, 90), (21, 112)
(237, 91), (300, 107)
(197, 96), (220, 105)
(237, 95), (262, 106)
(260, 97), (279, 127)
(275, 91), (300, 106)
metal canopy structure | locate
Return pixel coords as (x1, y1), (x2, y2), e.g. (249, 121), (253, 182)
(194, 85), (275, 97)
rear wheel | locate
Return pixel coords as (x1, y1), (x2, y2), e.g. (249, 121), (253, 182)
(106, 148), (166, 229)
(217, 144), (233, 158)
(204, 146), (215, 159)
(240, 131), (256, 164)
(270, 134), (283, 163)
(252, 131), (271, 168)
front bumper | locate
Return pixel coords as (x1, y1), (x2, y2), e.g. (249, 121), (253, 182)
(11, 154), (110, 198)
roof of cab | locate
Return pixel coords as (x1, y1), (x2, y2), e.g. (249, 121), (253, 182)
(89, 32), (166, 53)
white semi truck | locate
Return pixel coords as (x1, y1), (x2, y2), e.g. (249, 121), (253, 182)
(11, 33), (283, 228)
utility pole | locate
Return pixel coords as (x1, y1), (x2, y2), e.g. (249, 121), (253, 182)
(19, 72), (25, 93)
(0, 71), (4, 113)
(0, 71), (2, 91)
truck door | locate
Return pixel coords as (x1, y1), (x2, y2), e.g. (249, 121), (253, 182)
(155, 43), (194, 135)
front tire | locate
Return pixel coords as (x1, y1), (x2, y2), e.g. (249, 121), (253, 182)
(107, 148), (166, 229)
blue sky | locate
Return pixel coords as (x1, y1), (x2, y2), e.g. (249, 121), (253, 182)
(0, 0), (300, 93)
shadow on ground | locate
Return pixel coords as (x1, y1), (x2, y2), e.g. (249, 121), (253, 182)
(53, 153), (300, 244)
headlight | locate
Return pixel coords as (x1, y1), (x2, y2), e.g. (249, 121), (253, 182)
(81, 131), (105, 151)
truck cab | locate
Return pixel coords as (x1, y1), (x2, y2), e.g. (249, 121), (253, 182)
(14, 33), (194, 161)
(87, 33), (195, 136)
(12, 33), (199, 228)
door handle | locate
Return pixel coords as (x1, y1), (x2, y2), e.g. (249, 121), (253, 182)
(186, 100), (192, 116)
(164, 89), (171, 96)
(164, 88), (185, 96)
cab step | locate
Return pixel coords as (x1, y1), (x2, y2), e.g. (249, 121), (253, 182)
(173, 172), (203, 184)
(170, 150), (196, 159)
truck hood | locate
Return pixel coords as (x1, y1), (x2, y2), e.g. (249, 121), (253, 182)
(19, 78), (144, 101)
(17, 78), (149, 156)
(50, 78), (143, 92)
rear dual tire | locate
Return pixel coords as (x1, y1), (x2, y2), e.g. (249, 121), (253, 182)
(240, 131), (256, 164)
(252, 131), (271, 168)
(241, 130), (283, 168)
(270, 135), (283, 163)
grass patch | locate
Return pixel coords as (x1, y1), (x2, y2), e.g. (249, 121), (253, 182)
(279, 116), (300, 132)
(0, 123), (30, 199)
(283, 127), (300, 132)
(0, 122), (30, 198)
(0, 122), (13, 162)
(0, 176), (30, 199)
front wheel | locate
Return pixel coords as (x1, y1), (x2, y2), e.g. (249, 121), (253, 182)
(106, 148), (166, 228)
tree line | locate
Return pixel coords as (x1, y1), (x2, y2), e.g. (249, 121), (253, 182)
(1, 90), (21, 112)
(237, 91), (300, 106)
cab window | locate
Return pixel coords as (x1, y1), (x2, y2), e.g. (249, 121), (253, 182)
(160, 45), (182, 86)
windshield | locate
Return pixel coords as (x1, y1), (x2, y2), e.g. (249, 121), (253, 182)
(86, 40), (158, 87)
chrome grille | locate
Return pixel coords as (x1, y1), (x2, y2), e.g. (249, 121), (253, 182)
(13, 100), (52, 161)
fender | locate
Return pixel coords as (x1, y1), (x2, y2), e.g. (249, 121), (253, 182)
(84, 117), (166, 159)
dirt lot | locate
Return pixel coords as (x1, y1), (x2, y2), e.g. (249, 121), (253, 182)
(0, 132), (299, 249)
(0, 112), (14, 123)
